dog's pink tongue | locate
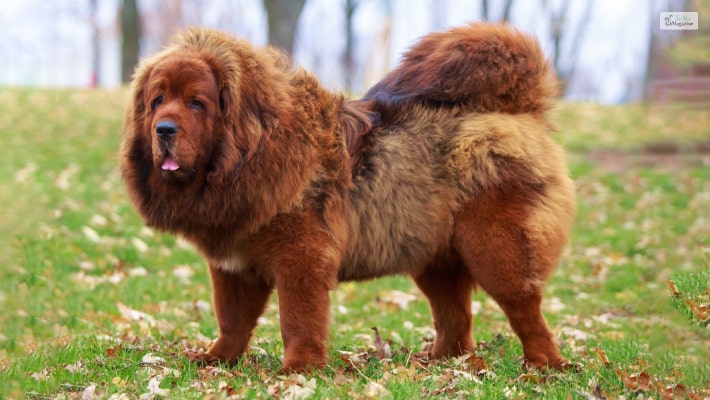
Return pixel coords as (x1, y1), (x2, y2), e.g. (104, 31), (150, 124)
(161, 156), (180, 171)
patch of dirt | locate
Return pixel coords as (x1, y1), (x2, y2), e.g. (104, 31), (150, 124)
(586, 141), (710, 172)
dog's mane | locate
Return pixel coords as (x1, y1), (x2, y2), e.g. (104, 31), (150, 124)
(339, 100), (374, 177)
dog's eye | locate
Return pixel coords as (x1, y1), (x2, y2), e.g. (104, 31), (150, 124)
(151, 95), (164, 109)
(188, 99), (204, 110)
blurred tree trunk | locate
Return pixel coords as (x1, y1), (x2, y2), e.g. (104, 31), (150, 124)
(90, 0), (100, 87)
(501, 0), (513, 22)
(121, 0), (140, 83)
(480, 0), (513, 22)
(547, 0), (592, 96)
(344, 0), (357, 93)
(263, 0), (306, 54)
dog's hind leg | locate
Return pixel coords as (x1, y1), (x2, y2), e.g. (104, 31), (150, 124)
(413, 259), (475, 358)
(453, 188), (569, 369)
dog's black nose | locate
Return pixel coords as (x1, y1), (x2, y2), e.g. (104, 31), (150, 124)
(156, 121), (178, 138)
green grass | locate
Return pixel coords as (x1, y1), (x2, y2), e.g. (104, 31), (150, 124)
(666, 0), (710, 71)
(1, 88), (710, 398)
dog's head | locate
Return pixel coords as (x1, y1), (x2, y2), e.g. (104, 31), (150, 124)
(124, 29), (268, 192)
(121, 28), (302, 230)
(141, 53), (227, 183)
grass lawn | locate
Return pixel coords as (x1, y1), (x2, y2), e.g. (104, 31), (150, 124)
(0, 88), (709, 399)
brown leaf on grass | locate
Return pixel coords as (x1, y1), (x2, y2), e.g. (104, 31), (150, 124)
(629, 371), (653, 392)
(105, 347), (118, 357)
(143, 376), (170, 398)
(515, 373), (545, 384)
(664, 369), (684, 383)
(332, 367), (350, 385)
(363, 381), (389, 398)
(215, 381), (238, 397)
(635, 358), (648, 370)
(614, 369), (706, 399)
(81, 383), (99, 400)
(461, 354), (488, 373)
(388, 362), (419, 381)
(431, 376), (457, 396)
(338, 350), (371, 366)
(56, 163), (80, 190)
(376, 289), (417, 310)
(64, 360), (87, 374)
(592, 385), (607, 400)
(659, 383), (689, 400)
(616, 370), (653, 392)
(371, 327), (392, 359)
(14, 162), (37, 183)
(268, 374), (317, 400)
(685, 298), (710, 322)
(116, 303), (156, 325)
(594, 348), (610, 367)
(30, 368), (51, 381)
(131, 237), (149, 253)
(139, 352), (166, 366)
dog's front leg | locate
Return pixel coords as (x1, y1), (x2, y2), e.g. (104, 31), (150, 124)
(274, 250), (337, 373)
(189, 266), (273, 366)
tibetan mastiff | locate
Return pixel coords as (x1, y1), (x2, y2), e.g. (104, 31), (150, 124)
(121, 23), (575, 373)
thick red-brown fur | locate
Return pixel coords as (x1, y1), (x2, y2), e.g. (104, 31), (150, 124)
(121, 22), (576, 373)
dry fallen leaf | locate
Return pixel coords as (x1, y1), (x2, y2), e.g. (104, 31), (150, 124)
(141, 376), (169, 398)
(116, 303), (156, 325)
(56, 163), (80, 190)
(131, 237), (149, 253)
(377, 290), (417, 310)
(660, 383), (688, 400)
(372, 327), (392, 359)
(594, 348), (610, 367)
(685, 298), (710, 322)
(140, 353), (166, 366)
(65, 360), (87, 374)
(268, 374), (316, 400)
(460, 354), (488, 373)
(363, 381), (389, 398)
(616, 370), (653, 392)
(14, 162), (37, 182)
(30, 368), (51, 381)
(337, 350), (371, 366)
(81, 383), (99, 400)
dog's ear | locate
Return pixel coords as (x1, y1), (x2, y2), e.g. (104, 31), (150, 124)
(128, 62), (155, 120)
(121, 61), (155, 206)
(219, 87), (229, 114)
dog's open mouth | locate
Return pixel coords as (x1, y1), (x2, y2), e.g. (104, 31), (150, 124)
(159, 154), (197, 183)
(161, 155), (180, 171)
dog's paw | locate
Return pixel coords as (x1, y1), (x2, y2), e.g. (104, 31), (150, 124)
(524, 356), (579, 372)
(184, 349), (235, 367)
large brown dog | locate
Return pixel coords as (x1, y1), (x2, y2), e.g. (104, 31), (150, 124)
(121, 23), (575, 373)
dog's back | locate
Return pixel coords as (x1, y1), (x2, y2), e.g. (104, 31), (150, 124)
(339, 23), (572, 282)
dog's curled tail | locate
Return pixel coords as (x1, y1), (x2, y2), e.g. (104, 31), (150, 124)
(363, 23), (557, 114)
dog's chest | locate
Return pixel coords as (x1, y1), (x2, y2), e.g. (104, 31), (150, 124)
(209, 253), (249, 273)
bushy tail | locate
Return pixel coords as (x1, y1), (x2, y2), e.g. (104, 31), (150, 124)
(363, 22), (557, 114)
